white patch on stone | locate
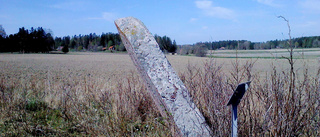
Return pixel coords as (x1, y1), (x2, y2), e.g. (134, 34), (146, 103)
(245, 83), (249, 91)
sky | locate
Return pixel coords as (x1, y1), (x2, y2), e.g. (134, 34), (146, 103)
(0, 0), (319, 44)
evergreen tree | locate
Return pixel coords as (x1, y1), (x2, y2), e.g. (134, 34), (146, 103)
(100, 33), (106, 47)
(107, 40), (113, 47)
(62, 45), (69, 53)
(70, 40), (76, 49)
(168, 40), (177, 53)
(0, 25), (6, 38)
(154, 34), (177, 53)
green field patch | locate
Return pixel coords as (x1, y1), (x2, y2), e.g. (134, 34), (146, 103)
(211, 48), (320, 55)
(208, 55), (306, 59)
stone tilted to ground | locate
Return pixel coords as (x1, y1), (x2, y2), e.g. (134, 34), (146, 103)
(114, 17), (210, 136)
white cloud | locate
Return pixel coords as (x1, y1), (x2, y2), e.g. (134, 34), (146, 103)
(87, 12), (117, 22)
(300, 0), (320, 13)
(190, 18), (198, 22)
(298, 21), (318, 28)
(195, 0), (212, 9)
(255, 0), (281, 7)
(50, 1), (88, 11)
(195, 0), (235, 19)
(304, 21), (318, 26)
(202, 26), (208, 30)
(101, 12), (117, 22)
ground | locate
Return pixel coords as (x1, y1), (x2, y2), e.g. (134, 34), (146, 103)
(0, 49), (319, 136)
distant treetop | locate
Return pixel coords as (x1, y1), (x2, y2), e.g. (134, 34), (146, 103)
(0, 25), (6, 38)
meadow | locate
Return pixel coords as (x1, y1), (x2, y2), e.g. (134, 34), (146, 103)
(0, 50), (319, 136)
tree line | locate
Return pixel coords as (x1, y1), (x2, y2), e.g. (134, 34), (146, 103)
(0, 27), (55, 53)
(178, 37), (320, 56)
(193, 36), (320, 50)
(53, 33), (177, 53)
(54, 33), (122, 52)
(0, 26), (178, 53)
(1, 25), (319, 54)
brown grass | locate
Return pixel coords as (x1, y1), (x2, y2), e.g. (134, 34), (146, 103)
(0, 52), (319, 136)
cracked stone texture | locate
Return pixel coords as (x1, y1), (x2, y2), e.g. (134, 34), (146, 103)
(115, 17), (210, 136)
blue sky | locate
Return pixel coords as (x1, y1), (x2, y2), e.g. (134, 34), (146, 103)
(0, 0), (319, 44)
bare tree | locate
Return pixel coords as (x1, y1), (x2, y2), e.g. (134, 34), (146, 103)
(278, 16), (295, 96)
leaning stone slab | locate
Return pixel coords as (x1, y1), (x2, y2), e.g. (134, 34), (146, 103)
(115, 17), (210, 136)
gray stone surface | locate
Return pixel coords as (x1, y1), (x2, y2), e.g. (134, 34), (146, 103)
(115, 17), (210, 136)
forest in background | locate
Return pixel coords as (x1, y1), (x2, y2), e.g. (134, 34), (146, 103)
(0, 25), (320, 55)
(179, 37), (320, 56)
(193, 37), (320, 50)
(0, 26), (177, 53)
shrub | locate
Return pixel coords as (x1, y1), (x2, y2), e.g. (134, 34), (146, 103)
(180, 59), (320, 136)
(62, 45), (69, 53)
(77, 46), (83, 51)
(194, 45), (208, 57)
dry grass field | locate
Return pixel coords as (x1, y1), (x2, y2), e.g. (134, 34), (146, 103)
(0, 51), (319, 136)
